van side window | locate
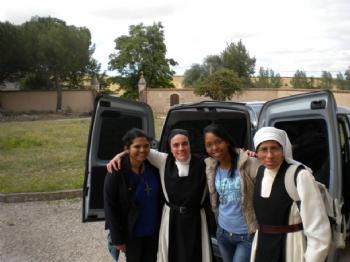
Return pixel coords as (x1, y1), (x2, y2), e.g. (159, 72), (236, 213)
(98, 111), (143, 160)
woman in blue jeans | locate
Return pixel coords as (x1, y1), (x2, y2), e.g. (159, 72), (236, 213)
(203, 124), (260, 262)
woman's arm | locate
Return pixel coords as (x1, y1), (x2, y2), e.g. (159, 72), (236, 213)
(107, 149), (168, 172)
(106, 151), (127, 173)
(297, 169), (331, 261)
(146, 149), (168, 168)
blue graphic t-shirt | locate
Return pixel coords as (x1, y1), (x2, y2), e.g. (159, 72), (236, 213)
(215, 167), (248, 234)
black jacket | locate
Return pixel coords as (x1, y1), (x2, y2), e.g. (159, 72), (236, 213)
(103, 158), (162, 245)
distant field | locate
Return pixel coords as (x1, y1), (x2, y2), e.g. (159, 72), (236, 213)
(0, 116), (164, 193)
(0, 118), (90, 193)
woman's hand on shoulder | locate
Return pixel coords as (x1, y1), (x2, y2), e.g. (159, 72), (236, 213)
(242, 148), (257, 158)
(106, 150), (128, 173)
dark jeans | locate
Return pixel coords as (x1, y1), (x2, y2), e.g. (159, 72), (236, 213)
(216, 225), (253, 262)
(126, 233), (158, 262)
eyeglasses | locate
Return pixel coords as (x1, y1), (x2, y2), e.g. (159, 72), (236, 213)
(256, 146), (282, 155)
(205, 139), (224, 149)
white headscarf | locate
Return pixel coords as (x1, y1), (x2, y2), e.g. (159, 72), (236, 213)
(253, 126), (311, 171)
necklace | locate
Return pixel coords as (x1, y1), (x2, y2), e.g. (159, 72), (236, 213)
(144, 180), (152, 196)
(131, 164), (152, 196)
(141, 171), (152, 196)
(135, 164), (152, 196)
(131, 163), (144, 174)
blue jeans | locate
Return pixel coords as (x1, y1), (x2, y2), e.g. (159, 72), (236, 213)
(216, 225), (253, 262)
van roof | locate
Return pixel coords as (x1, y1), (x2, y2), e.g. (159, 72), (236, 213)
(338, 106), (350, 114)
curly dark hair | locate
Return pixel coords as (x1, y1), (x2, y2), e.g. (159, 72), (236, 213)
(122, 128), (152, 149)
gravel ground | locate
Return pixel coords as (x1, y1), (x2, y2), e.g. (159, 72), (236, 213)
(0, 198), (125, 262)
(1, 198), (349, 262)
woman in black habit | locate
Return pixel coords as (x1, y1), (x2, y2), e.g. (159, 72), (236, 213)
(156, 129), (213, 262)
(108, 129), (215, 262)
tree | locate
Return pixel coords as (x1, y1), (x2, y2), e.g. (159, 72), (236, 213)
(255, 67), (269, 88)
(0, 22), (26, 83)
(335, 72), (346, 90)
(255, 67), (281, 88)
(1, 17), (97, 111)
(308, 77), (316, 89)
(221, 40), (256, 86)
(193, 68), (241, 101)
(182, 64), (205, 87)
(345, 67), (350, 81)
(109, 22), (177, 99)
(291, 70), (311, 88)
(24, 17), (95, 111)
(319, 71), (333, 90)
(203, 55), (223, 75)
(344, 67), (350, 90)
(269, 69), (282, 88)
(183, 40), (255, 99)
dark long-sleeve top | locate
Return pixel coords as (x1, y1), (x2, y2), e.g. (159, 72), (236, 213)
(103, 158), (162, 246)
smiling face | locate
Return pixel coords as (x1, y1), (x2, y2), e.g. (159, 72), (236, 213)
(169, 134), (190, 161)
(127, 137), (150, 165)
(204, 132), (231, 163)
(256, 140), (284, 170)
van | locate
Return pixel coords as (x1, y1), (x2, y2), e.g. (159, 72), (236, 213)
(83, 90), (349, 261)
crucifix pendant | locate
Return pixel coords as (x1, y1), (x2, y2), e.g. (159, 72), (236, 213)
(144, 183), (152, 196)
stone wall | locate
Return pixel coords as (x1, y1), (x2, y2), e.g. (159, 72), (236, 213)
(1, 88), (349, 114)
(0, 90), (96, 113)
(144, 88), (350, 114)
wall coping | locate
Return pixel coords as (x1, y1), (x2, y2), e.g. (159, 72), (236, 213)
(0, 189), (82, 203)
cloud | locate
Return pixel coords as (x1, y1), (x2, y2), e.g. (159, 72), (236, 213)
(1, 0), (350, 77)
(91, 2), (178, 21)
(2, 9), (58, 24)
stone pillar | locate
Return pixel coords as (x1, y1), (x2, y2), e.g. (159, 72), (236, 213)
(91, 75), (100, 91)
(138, 71), (147, 103)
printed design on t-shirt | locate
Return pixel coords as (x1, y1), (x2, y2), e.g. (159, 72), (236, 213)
(215, 169), (241, 205)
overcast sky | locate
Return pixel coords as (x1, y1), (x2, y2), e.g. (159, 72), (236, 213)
(1, 0), (350, 77)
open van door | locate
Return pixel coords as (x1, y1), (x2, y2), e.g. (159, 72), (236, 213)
(157, 101), (259, 154)
(337, 107), (350, 237)
(257, 90), (342, 200)
(82, 95), (155, 222)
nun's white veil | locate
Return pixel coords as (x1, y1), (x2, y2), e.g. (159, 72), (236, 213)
(253, 126), (311, 171)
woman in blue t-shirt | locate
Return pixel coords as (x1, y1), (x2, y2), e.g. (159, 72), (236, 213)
(203, 124), (260, 262)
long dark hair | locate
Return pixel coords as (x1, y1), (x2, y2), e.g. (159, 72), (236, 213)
(203, 124), (239, 176)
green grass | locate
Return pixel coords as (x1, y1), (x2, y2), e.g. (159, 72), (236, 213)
(0, 115), (164, 194)
(0, 118), (90, 193)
